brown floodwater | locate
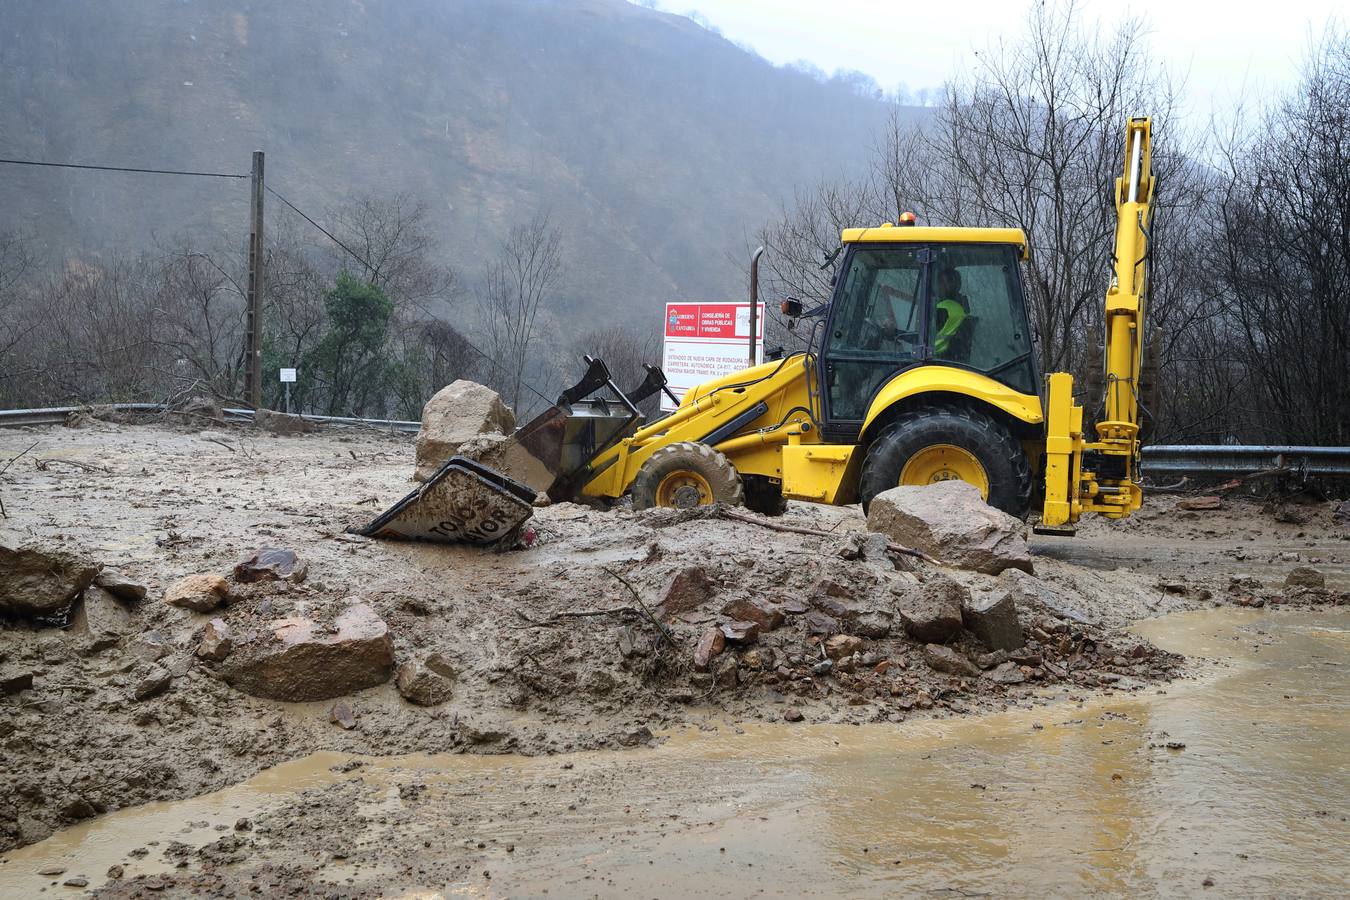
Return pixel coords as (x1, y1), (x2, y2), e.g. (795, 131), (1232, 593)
(3, 606), (1347, 897)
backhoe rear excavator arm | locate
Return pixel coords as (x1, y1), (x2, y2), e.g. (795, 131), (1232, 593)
(1041, 116), (1154, 528)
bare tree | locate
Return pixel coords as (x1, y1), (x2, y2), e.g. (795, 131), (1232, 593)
(478, 217), (564, 414)
(330, 193), (456, 307)
(1201, 29), (1350, 444)
(151, 241), (248, 400)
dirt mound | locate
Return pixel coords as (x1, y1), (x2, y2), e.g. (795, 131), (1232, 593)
(1, 421), (1344, 855)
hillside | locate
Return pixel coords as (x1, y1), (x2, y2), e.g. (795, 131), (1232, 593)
(0, 0), (904, 330)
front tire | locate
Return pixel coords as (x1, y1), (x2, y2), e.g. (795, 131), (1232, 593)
(859, 406), (1032, 517)
(631, 441), (744, 511)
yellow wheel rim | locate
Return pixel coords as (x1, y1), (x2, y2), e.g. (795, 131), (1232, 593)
(655, 470), (713, 508)
(899, 444), (989, 499)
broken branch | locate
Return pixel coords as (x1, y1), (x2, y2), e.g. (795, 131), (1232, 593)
(602, 566), (680, 652)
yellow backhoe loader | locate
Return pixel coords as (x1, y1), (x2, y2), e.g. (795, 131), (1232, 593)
(359, 116), (1156, 545)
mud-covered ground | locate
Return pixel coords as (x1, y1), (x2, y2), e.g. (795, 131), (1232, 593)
(1, 417), (1346, 871)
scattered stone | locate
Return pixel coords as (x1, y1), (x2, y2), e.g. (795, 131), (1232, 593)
(961, 591), (1024, 651)
(1, 670), (34, 695)
(719, 620), (760, 645)
(68, 584), (135, 637)
(803, 611), (840, 636)
(812, 659), (834, 676)
(233, 548), (309, 584)
(854, 611), (894, 639)
(0, 543), (99, 618)
(219, 601), (394, 702)
(1285, 566), (1325, 589)
(693, 627), (726, 670)
(107, 864), (124, 880)
(976, 649), (1010, 669)
(1177, 496), (1222, 511)
(93, 569), (147, 602)
(783, 707), (804, 722)
(858, 532), (896, 566)
(658, 566), (717, 618)
(196, 618), (234, 662)
(923, 644), (980, 677)
(38, 865), (66, 876)
(329, 701), (357, 730)
(616, 626), (637, 658)
(132, 666), (172, 701)
(63, 876), (89, 887)
(896, 575), (966, 643)
(130, 630), (172, 661)
(414, 380), (516, 482)
(164, 574), (230, 613)
(720, 597), (785, 631)
(824, 634), (864, 660)
(254, 409), (319, 436)
(985, 661), (1026, 685)
(711, 654), (738, 688)
(866, 480), (1033, 575)
(999, 569), (1096, 625)
(396, 654), (456, 706)
(781, 598), (811, 615)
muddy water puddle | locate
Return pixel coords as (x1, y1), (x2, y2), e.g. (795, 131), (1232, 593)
(3, 606), (1347, 897)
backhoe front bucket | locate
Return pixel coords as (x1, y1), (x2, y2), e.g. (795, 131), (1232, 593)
(352, 357), (648, 547)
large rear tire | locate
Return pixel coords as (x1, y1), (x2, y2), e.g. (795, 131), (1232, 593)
(859, 406), (1032, 517)
(631, 441), (744, 511)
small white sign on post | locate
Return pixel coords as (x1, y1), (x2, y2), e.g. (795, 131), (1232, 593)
(278, 368), (297, 383)
(661, 302), (764, 411)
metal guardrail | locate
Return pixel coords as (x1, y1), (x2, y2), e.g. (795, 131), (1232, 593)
(0, 403), (420, 434)
(0, 403), (165, 428)
(1142, 444), (1350, 477)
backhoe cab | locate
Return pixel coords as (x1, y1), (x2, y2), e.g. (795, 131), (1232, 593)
(361, 118), (1153, 545)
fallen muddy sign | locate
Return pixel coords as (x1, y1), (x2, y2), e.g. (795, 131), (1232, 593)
(351, 456), (536, 546)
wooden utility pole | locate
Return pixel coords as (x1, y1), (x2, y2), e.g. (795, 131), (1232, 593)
(244, 150), (265, 409)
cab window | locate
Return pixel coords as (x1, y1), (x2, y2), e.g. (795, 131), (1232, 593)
(928, 244), (1034, 392)
(824, 247), (923, 420)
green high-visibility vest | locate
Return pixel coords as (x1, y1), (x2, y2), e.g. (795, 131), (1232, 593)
(934, 298), (967, 355)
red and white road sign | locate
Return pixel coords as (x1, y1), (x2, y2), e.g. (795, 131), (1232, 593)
(661, 302), (764, 411)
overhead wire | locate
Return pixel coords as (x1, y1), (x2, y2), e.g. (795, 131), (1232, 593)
(266, 182), (558, 411)
(0, 151), (588, 413)
(0, 157), (247, 179)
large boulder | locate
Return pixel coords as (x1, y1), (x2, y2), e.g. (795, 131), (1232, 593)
(866, 481), (1033, 575)
(0, 544), (99, 618)
(219, 601), (394, 701)
(414, 380), (516, 482)
(895, 574), (966, 643)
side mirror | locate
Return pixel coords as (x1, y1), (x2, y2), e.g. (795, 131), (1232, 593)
(780, 297), (803, 318)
